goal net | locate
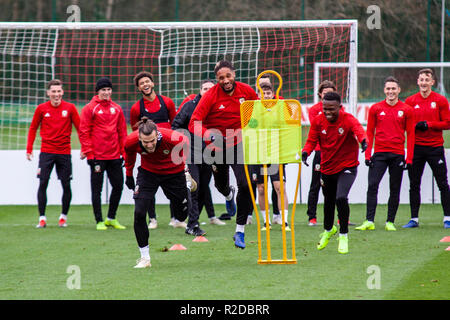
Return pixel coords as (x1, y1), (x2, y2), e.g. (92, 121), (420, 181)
(0, 21), (357, 150)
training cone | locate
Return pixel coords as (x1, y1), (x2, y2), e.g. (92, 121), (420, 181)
(192, 236), (208, 242)
(169, 244), (187, 251)
(439, 236), (450, 242)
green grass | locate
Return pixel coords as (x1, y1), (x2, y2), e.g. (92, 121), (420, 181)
(0, 203), (449, 300)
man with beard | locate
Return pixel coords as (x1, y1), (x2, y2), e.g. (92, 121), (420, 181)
(129, 71), (181, 229)
(188, 60), (259, 249)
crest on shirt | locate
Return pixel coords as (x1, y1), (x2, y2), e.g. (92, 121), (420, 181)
(398, 110), (404, 117)
(44, 113), (50, 117)
(321, 129), (327, 135)
(62, 110), (68, 117)
(239, 98), (245, 104)
(163, 149), (170, 155)
(338, 127), (344, 135)
(379, 111), (386, 116)
(431, 102), (436, 109)
(110, 107), (116, 114)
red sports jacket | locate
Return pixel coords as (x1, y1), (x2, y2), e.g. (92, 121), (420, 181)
(405, 91), (450, 147)
(303, 109), (367, 175)
(27, 100), (80, 155)
(124, 127), (188, 176)
(188, 81), (258, 147)
(365, 99), (415, 164)
(79, 95), (128, 160)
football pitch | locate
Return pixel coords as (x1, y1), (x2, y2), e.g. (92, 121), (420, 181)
(0, 203), (448, 301)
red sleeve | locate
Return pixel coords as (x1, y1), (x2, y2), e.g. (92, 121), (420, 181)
(124, 133), (138, 177)
(189, 90), (213, 138)
(165, 97), (177, 124)
(428, 96), (450, 130)
(308, 104), (321, 124)
(405, 106), (415, 164)
(26, 106), (42, 154)
(117, 108), (128, 157)
(365, 104), (377, 160)
(302, 117), (320, 155)
(348, 113), (367, 143)
(129, 102), (140, 131)
(79, 104), (94, 158)
(71, 104), (80, 132)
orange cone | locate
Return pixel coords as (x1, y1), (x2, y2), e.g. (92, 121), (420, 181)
(169, 244), (187, 251)
(193, 236), (208, 242)
(439, 236), (450, 242)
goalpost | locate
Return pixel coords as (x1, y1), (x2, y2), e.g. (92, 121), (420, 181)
(0, 20), (358, 151)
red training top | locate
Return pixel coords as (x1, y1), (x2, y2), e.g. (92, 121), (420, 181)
(124, 127), (188, 176)
(303, 109), (367, 175)
(365, 99), (415, 164)
(79, 95), (128, 160)
(188, 81), (258, 146)
(129, 95), (176, 130)
(27, 100), (80, 155)
(308, 101), (323, 152)
(177, 94), (197, 114)
(405, 91), (450, 147)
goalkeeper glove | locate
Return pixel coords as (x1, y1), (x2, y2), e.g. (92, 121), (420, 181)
(302, 151), (309, 167)
(415, 121), (428, 131)
(125, 176), (135, 190)
(360, 139), (368, 153)
(365, 159), (374, 168)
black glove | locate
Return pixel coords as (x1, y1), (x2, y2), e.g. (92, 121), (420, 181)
(404, 163), (413, 171)
(365, 159), (374, 168)
(125, 176), (135, 190)
(415, 121), (428, 131)
(302, 151), (309, 167)
(360, 139), (368, 153)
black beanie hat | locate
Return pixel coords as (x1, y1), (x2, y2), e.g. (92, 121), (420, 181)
(95, 77), (113, 92)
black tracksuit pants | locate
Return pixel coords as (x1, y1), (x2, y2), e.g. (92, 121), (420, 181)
(307, 150), (321, 220)
(321, 166), (357, 234)
(366, 152), (405, 223)
(89, 159), (123, 223)
(408, 145), (450, 219)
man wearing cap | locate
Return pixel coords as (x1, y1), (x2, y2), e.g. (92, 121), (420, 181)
(80, 77), (128, 230)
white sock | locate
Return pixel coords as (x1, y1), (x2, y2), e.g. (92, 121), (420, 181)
(411, 218), (419, 222)
(39, 216), (47, 222)
(284, 210), (289, 223)
(107, 217), (114, 221)
(59, 213), (67, 220)
(339, 233), (348, 237)
(139, 245), (150, 260)
(444, 216), (450, 222)
(235, 224), (245, 233)
(225, 190), (233, 201)
(261, 210), (269, 224)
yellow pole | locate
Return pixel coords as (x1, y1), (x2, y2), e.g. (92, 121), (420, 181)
(263, 164), (271, 261)
(243, 164), (262, 262)
(279, 164), (287, 261)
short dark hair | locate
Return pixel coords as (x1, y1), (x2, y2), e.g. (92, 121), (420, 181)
(134, 71), (154, 87)
(214, 60), (234, 75)
(260, 83), (274, 92)
(384, 76), (400, 85)
(318, 80), (336, 98)
(138, 117), (157, 136)
(47, 79), (63, 90)
(417, 68), (434, 79)
(201, 79), (215, 87)
(322, 91), (341, 104)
